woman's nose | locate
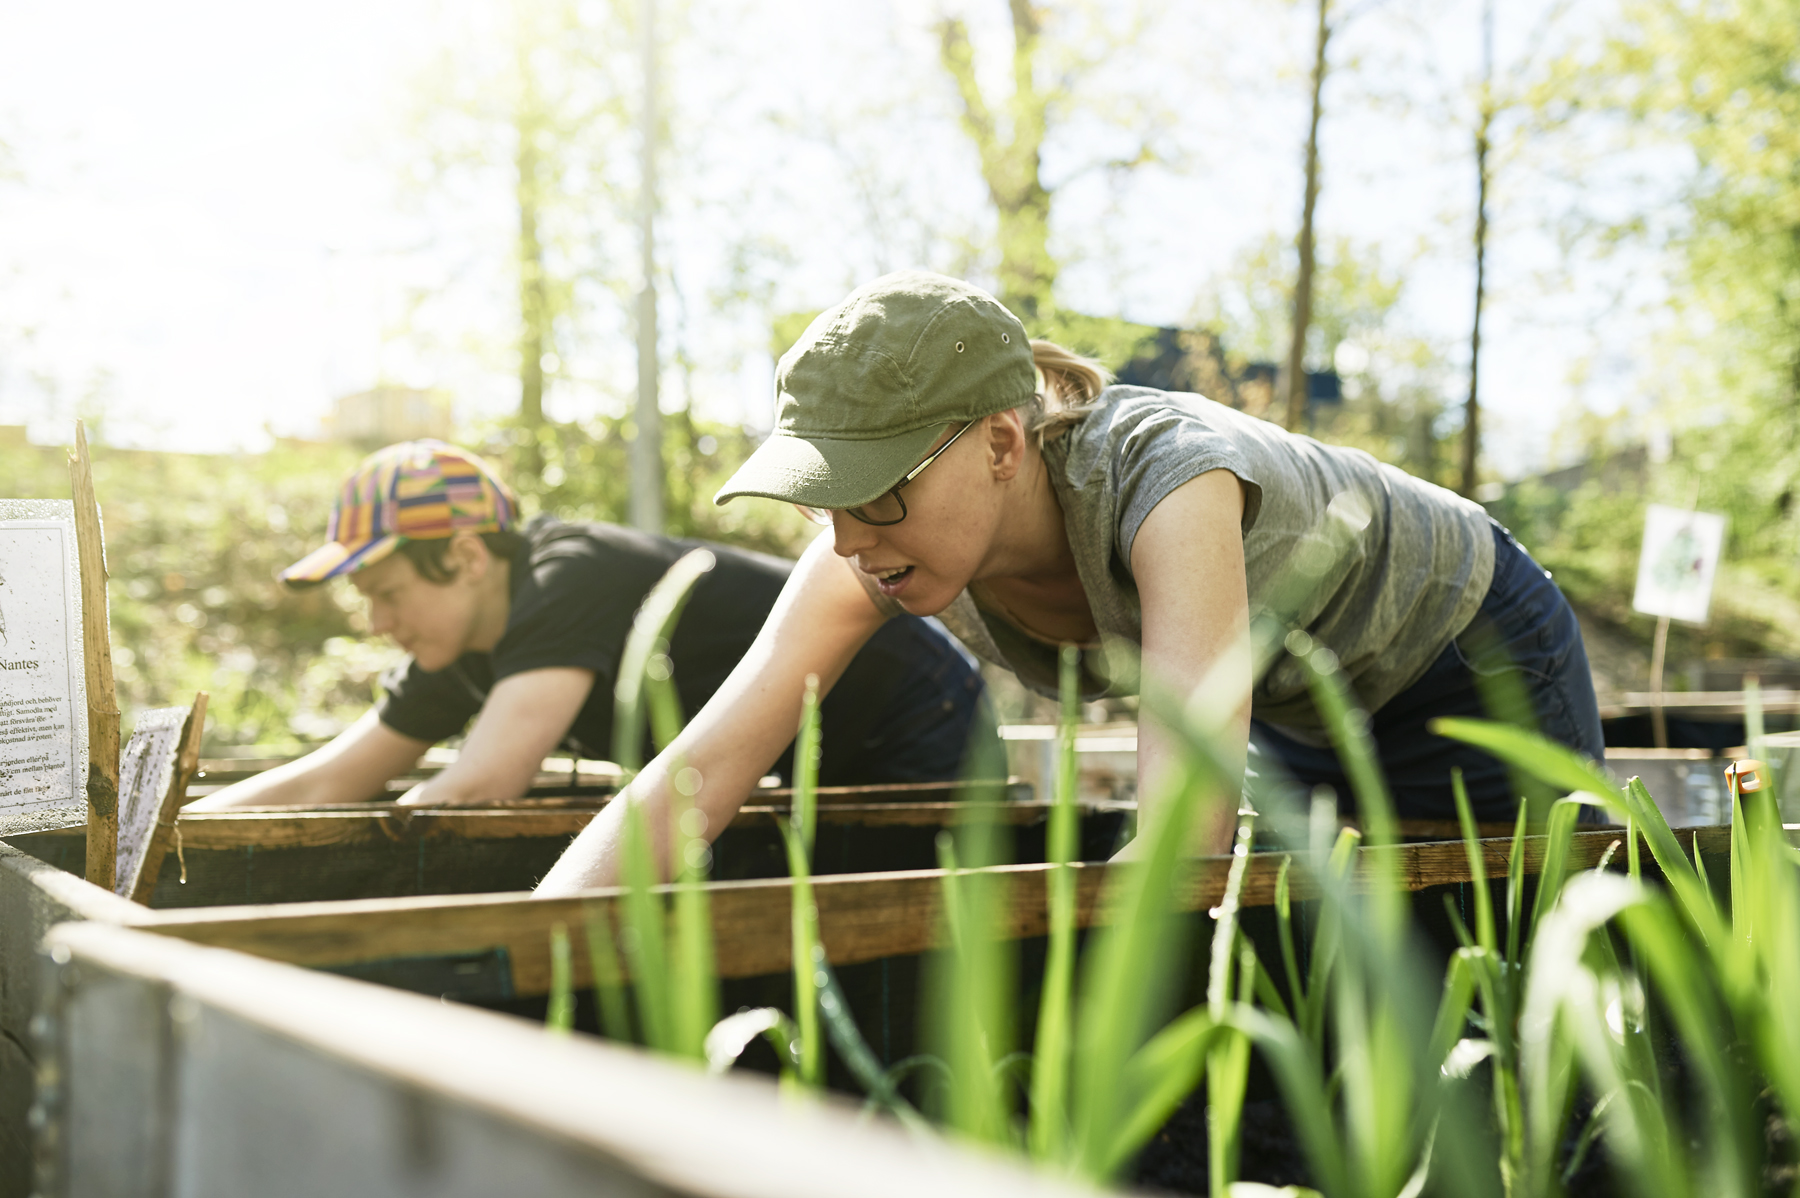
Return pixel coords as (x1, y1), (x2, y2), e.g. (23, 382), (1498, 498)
(829, 512), (878, 556)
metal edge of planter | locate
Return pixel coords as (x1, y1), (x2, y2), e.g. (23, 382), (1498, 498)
(34, 921), (1110, 1198)
(0, 841), (152, 1196)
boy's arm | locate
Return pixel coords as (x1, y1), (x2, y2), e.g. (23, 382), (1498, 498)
(394, 667), (595, 806)
(184, 709), (430, 811)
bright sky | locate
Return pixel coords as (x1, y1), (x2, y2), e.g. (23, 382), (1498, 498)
(0, 0), (1679, 477)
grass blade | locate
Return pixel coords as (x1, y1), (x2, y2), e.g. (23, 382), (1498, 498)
(620, 799), (675, 1053)
(705, 1007), (798, 1080)
(612, 548), (716, 776)
(1028, 643), (1082, 1162)
(1292, 632), (1401, 936)
(670, 768), (718, 1060)
(1436, 718), (1726, 947)
(1452, 768), (1498, 954)
(1274, 855), (1303, 1017)
(1207, 813), (1259, 1195)
(582, 904), (634, 1043)
(781, 674), (825, 1087)
(1505, 804), (1527, 967)
(546, 922), (574, 1034)
(1528, 798), (1584, 934)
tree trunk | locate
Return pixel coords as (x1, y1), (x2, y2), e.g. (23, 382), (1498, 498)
(1462, 0), (1494, 499)
(1282, 0), (1330, 433)
(938, 1), (1055, 320)
(630, 0), (664, 533)
(516, 118), (548, 433)
(514, 37), (549, 477)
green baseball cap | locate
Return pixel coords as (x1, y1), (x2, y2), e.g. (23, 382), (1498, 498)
(715, 271), (1037, 510)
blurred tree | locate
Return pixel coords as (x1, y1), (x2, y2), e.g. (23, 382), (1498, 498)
(937, 2), (1054, 319)
(1462, 0), (1493, 498)
(1452, 0), (1574, 497)
(1502, 0), (1800, 660)
(1207, 233), (1456, 480)
(1280, 0), (1332, 434)
(932, 1), (1163, 319)
(0, 437), (374, 751)
(401, 0), (630, 477)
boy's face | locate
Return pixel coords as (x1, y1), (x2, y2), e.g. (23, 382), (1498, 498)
(350, 550), (483, 672)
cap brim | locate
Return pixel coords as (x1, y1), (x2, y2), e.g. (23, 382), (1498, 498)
(714, 425), (945, 509)
(279, 535), (402, 584)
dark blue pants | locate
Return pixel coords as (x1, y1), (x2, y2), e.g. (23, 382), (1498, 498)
(776, 614), (995, 787)
(1252, 522), (1603, 823)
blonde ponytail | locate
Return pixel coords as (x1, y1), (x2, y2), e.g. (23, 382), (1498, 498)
(1027, 340), (1110, 445)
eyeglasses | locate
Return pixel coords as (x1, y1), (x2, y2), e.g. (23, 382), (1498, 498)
(797, 421), (974, 527)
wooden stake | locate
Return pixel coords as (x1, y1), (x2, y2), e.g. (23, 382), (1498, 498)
(1649, 614), (1671, 750)
(130, 691), (208, 904)
(69, 421), (121, 888)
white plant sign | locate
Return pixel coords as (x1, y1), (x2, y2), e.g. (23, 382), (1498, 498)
(1632, 504), (1727, 625)
(0, 501), (88, 834)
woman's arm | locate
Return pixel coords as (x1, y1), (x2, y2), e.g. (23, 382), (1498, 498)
(183, 709), (429, 811)
(394, 667), (595, 806)
(533, 530), (887, 896)
(1129, 468), (1252, 857)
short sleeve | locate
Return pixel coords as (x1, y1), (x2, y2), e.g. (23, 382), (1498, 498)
(489, 542), (634, 689)
(376, 658), (485, 744)
(1105, 399), (1264, 570)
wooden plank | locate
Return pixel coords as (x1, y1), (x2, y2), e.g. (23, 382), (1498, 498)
(184, 772), (1031, 806)
(145, 826), (1715, 997)
(144, 794), (1082, 851)
(45, 921), (1106, 1198)
(1600, 689), (1800, 718)
(68, 422), (120, 890)
(131, 693), (207, 904)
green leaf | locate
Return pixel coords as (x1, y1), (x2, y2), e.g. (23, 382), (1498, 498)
(545, 921), (574, 1034)
(612, 548), (716, 775)
(1028, 643), (1083, 1162)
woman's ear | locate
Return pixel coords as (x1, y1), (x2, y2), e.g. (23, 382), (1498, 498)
(986, 410), (1028, 482)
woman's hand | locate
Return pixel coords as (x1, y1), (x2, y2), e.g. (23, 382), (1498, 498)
(1129, 468), (1252, 857)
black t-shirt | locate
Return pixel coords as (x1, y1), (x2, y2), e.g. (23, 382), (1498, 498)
(378, 517), (802, 761)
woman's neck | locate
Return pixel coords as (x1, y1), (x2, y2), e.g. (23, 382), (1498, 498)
(980, 445), (1076, 584)
(971, 445), (1097, 641)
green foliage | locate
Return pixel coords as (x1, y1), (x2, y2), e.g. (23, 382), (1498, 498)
(565, 557), (1800, 1196)
(486, 413), (815, 561)
(785, 675), (826, 1087)
(1508, 0), (1800, 661)
(0, 437), (373, 750)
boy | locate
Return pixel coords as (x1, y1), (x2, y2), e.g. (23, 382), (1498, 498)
(190, 441), (990, 810)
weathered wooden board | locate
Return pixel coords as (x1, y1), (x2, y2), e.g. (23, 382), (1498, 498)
(145, 826), (1714, 999)
(5, 795), (1133, 908)
(37, 921), (1105, 1198)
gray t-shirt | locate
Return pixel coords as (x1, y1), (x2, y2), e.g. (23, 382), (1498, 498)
(862, 386), (1496, 728)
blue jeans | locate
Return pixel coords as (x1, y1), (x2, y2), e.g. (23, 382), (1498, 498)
(775, 614), (997, 787)
(1251, 522), (1603, 823)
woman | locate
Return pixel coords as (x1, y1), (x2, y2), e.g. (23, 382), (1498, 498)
(534, 271), (1600, 895)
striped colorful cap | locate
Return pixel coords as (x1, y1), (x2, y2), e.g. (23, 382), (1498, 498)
(280, 440), (519, 584)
